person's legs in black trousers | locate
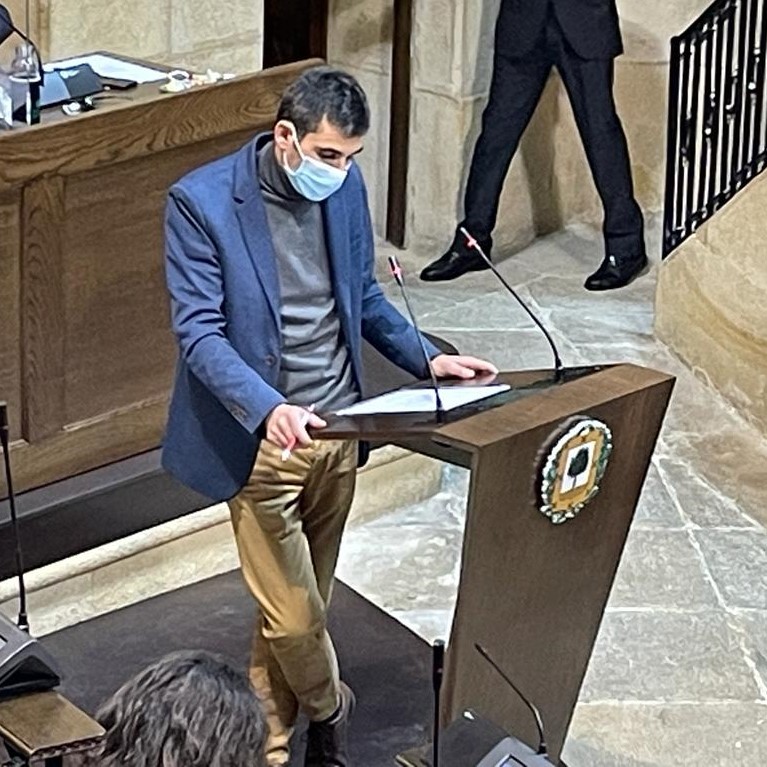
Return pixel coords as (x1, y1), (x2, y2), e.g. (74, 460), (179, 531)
(420, 50), (551, 281)
(554, 36), (648, 289)
(461, 52), (553, 244)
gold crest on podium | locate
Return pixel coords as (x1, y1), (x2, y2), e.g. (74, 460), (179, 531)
(538, 417), (613, 525)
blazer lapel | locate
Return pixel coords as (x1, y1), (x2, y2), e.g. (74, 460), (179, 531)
(233, 139), (281, 331)
(322, 192), (352, 322)
(322, 191), (363, 385)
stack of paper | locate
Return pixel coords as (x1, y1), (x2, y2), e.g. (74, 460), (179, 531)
(335, 384), (509, 416)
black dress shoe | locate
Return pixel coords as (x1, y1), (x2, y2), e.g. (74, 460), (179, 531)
(305, 682), (356, 767)
(420, 235), (492, 282)
(584, 253), (649, 291)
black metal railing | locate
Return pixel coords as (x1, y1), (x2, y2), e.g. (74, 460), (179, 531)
(663, 0), (767, 257)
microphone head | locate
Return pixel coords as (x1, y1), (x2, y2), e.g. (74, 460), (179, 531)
(0, 5), (13, 45)
(459, 227), (492, 267)
(0, 401), (7, 431)
(458, 226), (477, 250)
(387, 254), (403, 283)
(432, 639), (446, 685)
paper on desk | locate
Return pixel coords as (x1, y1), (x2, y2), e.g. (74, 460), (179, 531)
(44, 53), (167, 84)
(335, 384), (510, 416)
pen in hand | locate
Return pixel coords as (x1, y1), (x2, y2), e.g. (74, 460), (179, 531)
(281, 404), (316, 462)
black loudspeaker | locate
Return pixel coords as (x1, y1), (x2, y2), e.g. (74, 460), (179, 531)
(0, 612), (60, 699)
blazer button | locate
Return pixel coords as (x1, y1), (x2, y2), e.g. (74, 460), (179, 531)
(265, 355), (276, 366)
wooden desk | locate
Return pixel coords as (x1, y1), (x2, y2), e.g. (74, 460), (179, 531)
(0, 60), (316, 494)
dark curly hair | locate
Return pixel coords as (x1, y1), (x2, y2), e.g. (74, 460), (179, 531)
(79, 651), (266, 767)
(276, 65), (370, 139)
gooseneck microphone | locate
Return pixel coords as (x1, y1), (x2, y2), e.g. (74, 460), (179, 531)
(0, 402), (28, 633)
(388, 255), (445, 422)
(475, 643), (548, 757)
(0, 402), (61, 699)
(459, 227), (563, 381)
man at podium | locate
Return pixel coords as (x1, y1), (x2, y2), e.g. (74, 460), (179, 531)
(161, 66), (496, 766)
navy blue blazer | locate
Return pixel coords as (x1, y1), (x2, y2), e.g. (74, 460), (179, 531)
(162, 135), (439, 501)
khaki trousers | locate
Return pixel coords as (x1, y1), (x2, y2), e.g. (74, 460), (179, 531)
(228, 438), (358, 766)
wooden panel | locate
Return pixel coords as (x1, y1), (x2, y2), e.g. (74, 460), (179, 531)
(20, 176), (66, 442)
(0, 193), (22, 445)
(0, 62), (319, 193)
(9, 397), (168, 494)
(442, 371), (675, 761)
(61, 132), (252, 424)
(0, 63), (316, 493)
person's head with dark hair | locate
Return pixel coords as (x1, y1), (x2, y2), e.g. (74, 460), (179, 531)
(276, 65), (370, 141)
(272, 66), (371, 201)
(82, 650), (267, 767)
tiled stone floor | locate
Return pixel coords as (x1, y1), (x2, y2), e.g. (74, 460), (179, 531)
(337, 223), (767, 766)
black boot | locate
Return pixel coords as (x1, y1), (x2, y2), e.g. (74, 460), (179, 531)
(304, 682), (356, 767)
(584, 253), (649, 291)
(420, 231), (492, 282)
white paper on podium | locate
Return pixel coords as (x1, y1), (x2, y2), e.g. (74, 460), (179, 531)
(335, 384), (510, 416)
(44, 54), (167, 84)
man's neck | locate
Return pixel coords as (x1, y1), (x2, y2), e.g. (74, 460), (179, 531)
(258, 139), (304, 202)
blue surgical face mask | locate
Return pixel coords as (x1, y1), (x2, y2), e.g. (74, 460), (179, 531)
(281, 125), (348, 202)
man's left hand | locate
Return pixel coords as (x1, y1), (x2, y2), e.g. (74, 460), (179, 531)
(431, 354), (498, 379)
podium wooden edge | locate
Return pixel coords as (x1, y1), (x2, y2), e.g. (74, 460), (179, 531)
(313, 364), (673, 447)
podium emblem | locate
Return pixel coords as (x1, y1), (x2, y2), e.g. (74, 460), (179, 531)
(538, 417), (613, 524)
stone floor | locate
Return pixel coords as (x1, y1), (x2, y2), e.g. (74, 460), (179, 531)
(336, 222), (767, 766)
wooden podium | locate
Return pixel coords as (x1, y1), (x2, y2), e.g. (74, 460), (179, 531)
(317, 363), (674, 762)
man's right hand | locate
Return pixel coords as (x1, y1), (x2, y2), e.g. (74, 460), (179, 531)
(266, 404), (327, 449)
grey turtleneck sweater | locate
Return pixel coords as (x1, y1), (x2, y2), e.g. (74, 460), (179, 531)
(257, 141), (359, 414)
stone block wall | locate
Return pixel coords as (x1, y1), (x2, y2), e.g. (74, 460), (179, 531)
(2, 0), (717, 257)
(0, 0), (42, 65)
(329, 0), (711, 255)
(0, 0), (263, 77)
(327, 0), (394, 238)
(656, 172), (767, 435)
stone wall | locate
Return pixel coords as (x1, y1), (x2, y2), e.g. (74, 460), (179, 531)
(656, 172), (767, 435)
(329, 0), (710, 254)
(0, 0), (263, 77)
(327, 1), (394, 241)
(0, 0), (41, 65)
(2, 0), (714, 253)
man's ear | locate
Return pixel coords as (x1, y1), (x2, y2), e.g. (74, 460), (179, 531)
(273, 120), (294, 152)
